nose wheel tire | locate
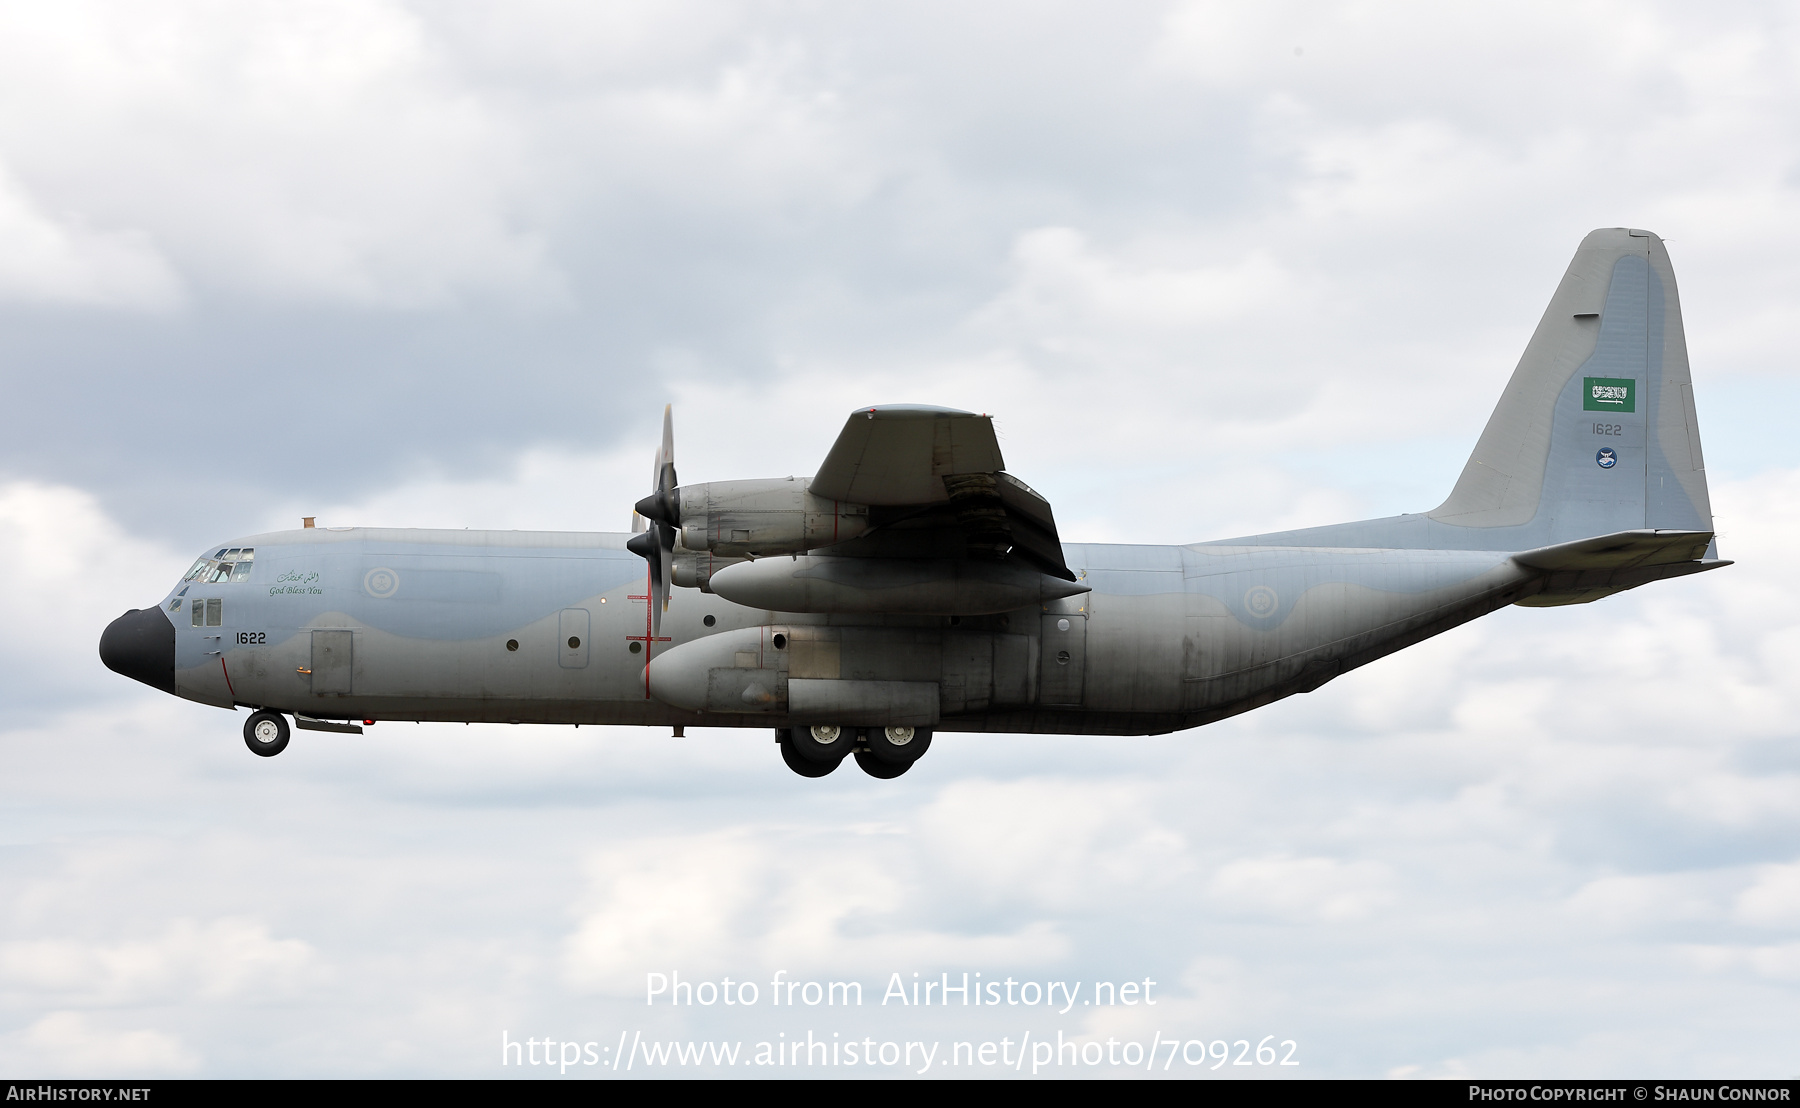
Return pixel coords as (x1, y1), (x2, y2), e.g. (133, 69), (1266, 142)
(243, 710), (290, 757)
(779, 730), (842, 777)
(865, 725), (931, 765)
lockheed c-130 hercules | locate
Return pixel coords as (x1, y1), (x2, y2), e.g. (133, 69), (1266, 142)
(100, 229), (1728, 779)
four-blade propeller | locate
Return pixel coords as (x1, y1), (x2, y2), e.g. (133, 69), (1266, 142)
(626, 405), (679, 636)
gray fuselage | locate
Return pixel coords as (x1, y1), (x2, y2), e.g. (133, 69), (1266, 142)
(157, 523), (1535, 736)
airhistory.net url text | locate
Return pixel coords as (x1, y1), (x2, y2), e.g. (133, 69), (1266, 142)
(502, 1030), (1300, 1074)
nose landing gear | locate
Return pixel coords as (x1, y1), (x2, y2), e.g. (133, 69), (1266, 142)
(243, 710), (291, 757)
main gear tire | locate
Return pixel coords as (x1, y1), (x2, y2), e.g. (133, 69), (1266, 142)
(854, 749), (911, 779)
(794, 722), (854, 762)
(779, 731), (842, 778)
(865, 725), (932, 765)
(243, 710), (290, 758)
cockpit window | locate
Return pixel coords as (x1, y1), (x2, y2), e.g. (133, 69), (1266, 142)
(185, 548), (255, 584)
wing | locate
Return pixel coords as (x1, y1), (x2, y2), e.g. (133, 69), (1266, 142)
(811, 404), (1006, 504)
(809, 405), (1077, 581)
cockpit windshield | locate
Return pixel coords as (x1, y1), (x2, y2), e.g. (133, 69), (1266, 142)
(183, 548), (255, 584)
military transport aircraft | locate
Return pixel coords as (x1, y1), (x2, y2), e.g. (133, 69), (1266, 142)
(100, 228), (1728, 779)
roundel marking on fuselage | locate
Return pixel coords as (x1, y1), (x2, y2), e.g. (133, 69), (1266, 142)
(1244, 585), (1279, 618)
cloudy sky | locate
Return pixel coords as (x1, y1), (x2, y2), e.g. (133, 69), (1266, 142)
(2, 0), (1798, 1078)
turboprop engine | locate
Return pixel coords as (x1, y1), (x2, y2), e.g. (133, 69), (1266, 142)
(637, 477), (871, 559)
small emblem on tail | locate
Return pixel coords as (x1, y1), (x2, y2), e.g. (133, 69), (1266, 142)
(1596, 448), (1618, 469)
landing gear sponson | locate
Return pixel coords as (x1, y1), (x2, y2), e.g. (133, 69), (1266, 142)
(234, 706), (929, 780)
(778, 724), (933, 779)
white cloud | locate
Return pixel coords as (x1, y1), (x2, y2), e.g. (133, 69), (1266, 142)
(1734, 864), (1800, 929)
(0, 0), (561, 307)
(1210, 854), (1395, 922)
(562, 823), (1074, 995)
(0, 482), (187, 712)
(4, 1011), (199, 1076)
(0, 164), (182, 308)
(1566, 872), (1729, 932)
(915, 778), (1189, 911)
(0, 918), (318, 1005)
(976, 227), (1294, 339)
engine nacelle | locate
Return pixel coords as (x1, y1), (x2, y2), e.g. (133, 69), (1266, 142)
(708, 555), (1089, 615)
(673, 478), (870, 558)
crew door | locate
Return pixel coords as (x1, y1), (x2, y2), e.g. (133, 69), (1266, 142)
(311, 630), (353, 694)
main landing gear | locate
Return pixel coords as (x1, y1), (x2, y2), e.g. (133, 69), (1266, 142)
(778, 724), (933, 779)
(244, 710), (290, 757)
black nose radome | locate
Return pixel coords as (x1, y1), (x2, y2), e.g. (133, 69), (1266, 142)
(99, 606), (176, 695)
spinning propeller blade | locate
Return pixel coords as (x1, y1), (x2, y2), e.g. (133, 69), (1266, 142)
(627, 405), (679, 637)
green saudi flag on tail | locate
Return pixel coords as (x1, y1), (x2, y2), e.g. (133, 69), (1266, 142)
(1583, 377), (1636, 413)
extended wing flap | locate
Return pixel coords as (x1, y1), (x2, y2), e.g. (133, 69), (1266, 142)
(811, 405), (1005, 505)
(995, 473), (1075, 580)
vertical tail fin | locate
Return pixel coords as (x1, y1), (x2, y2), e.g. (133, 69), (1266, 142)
(1430, 229), (1713, 547)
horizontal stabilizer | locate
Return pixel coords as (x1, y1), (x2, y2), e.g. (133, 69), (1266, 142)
(1512, 528), (1713, 571)
(1511, 528), (1728, 606)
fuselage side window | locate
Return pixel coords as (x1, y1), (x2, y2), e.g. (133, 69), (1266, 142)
(206, 598), (222, 626)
